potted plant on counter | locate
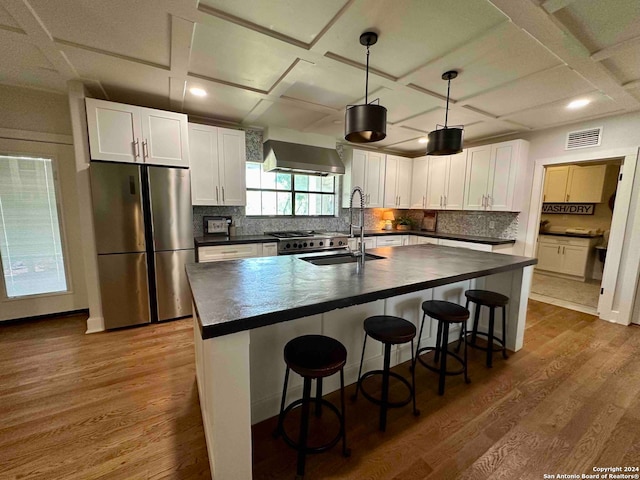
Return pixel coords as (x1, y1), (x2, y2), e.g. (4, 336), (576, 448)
(395, 214), (416, 231)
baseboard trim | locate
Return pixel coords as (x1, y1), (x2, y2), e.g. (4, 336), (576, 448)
(0, 308), (89, 325)
(85, 316), (105, 334)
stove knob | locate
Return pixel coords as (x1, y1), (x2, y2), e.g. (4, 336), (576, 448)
(292, 243), (297, 248)
(319, 241), (324, 246)
(285, 243), (291, 249)
(338, 241), (343, 246)
(309, 242), (314, 247)
(303, 242), (308, 247)
(330, 241), (334, 246)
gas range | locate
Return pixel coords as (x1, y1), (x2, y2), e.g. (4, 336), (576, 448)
(265, 230), (350, 255)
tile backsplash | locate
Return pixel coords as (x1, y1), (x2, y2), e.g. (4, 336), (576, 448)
(193, 206), (518, 239)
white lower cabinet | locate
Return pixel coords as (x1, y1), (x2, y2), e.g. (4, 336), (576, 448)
(262, 243), (278, 257)
(197, 243), (263, 262)
(375, 236), (404, 247)
(535, 235), (598, 280)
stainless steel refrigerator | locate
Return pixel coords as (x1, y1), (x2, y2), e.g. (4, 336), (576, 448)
(90, 162), (194, 329)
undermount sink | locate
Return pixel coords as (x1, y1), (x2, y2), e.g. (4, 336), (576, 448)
(301, 253), (386, 266)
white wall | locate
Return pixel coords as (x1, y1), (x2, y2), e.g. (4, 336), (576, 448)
(498, 111), (640, 324)
(0, 85), (88, 321)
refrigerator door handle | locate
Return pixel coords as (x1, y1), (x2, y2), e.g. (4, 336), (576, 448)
(129, 175), (136, 195)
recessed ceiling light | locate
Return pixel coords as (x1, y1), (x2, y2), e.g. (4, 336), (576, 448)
(418, 137), (428, 144)
(189, 87), (207, 97)
(567, 98), (590, 109)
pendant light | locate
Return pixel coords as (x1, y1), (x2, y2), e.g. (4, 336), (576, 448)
(344, 32), (387, 143)
(426, 70), (464, 155)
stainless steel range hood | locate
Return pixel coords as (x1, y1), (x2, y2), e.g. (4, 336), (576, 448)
(263, 140), (345, 176)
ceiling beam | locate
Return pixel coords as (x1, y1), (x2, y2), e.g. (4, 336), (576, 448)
(540, 0), (576, 14)
(3, 0), (78, 80)
(591, 35), (640, 62)
(488, 0), (640, 110)
(169, 15), (195, 111)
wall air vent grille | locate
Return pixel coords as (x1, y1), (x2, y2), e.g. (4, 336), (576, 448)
(566, 127), (602, 150)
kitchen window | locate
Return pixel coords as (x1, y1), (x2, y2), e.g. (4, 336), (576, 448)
(245, 162), (336, 216)
(0, 154), (68, 298)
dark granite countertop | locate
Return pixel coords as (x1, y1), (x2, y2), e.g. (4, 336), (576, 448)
(186, 244), (536, 339)
(538, 232), (603, 238)
(195, 231), (515, 247)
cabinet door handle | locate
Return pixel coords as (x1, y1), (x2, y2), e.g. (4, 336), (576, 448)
(423, 195), (425, 208)
(558, 246), (560, 254)
(444, 195), (447, 208)
(566, 194), (570, 202)
(216, 186), (219, 202)
(481, 195), (485, 208)
(563, 246), (565, 254)
(142, 139), (148, 160)
(133, 139), (140, 159)
(222, 186), (225, 202)
(543, 194), (546, 202)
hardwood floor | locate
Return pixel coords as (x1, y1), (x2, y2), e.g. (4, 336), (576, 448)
(2, 301), (639, 479)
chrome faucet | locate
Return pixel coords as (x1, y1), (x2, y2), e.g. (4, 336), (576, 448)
(349, 187), (366, 265)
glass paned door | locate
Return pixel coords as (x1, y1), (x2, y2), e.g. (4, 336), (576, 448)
(0, 155), (68, 297)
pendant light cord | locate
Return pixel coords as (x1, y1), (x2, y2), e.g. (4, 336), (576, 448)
(365, 44), (370, 105)
(444, 76), (451, 128)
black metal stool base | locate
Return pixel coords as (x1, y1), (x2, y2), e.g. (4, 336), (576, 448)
(354, 369), (416, 409)
(416, 346), (469, 377)
(277, 397), (348, 455)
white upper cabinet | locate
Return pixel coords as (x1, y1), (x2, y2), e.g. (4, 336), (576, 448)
(383, 155), (412, 208)
(410, 156), (429, 209)
(189, 124), (246, 206)
(463, 139), (529, 211)
(543, 164), (607, 203)
(86, 98), (189, 167)
(342, 148), (386, 208)
(422, 152), (467, 210)
(426, 156), (448, 209)
(446, 152), (467, 210)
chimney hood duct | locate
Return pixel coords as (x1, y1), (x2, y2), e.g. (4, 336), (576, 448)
(262, 140), (345, 176)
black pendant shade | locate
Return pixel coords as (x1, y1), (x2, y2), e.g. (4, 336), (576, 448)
(426, 127), (464, 155)
(426, 70), (464, 156)
(345, 32), (387, 143)
(345, 104), (387, 143)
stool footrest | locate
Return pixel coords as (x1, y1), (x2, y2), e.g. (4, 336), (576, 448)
(464, 331), (506, 353)
(416, 347), (466, 376)
(358, 370), (414, 408)
(279, 398), (345, 454)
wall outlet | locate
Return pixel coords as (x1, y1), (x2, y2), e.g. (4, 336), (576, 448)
(489, 221), (495, 229)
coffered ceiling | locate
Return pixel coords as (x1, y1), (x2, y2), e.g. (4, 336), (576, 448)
(0, 0), (639, 154)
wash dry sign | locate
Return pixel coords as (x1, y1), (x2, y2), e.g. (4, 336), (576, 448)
(542, 203), (595, 215)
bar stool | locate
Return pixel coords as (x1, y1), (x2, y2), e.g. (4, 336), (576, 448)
(415, 300), (471, 395)
(352, 315), (419, 432)
(274, 335), (350, 479)
(458, 289), (509, 368)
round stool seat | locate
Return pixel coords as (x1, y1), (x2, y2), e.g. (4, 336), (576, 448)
(284, 335), (347, 379)
(364, 315), (416, 344)
(465, 289), (509, 307)
(421, 300), (470, 323)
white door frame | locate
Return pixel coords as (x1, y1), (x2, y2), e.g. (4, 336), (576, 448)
(524, 146), (640, 325)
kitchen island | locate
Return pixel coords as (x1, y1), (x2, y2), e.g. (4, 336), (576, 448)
(186, 244), (536, 479)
